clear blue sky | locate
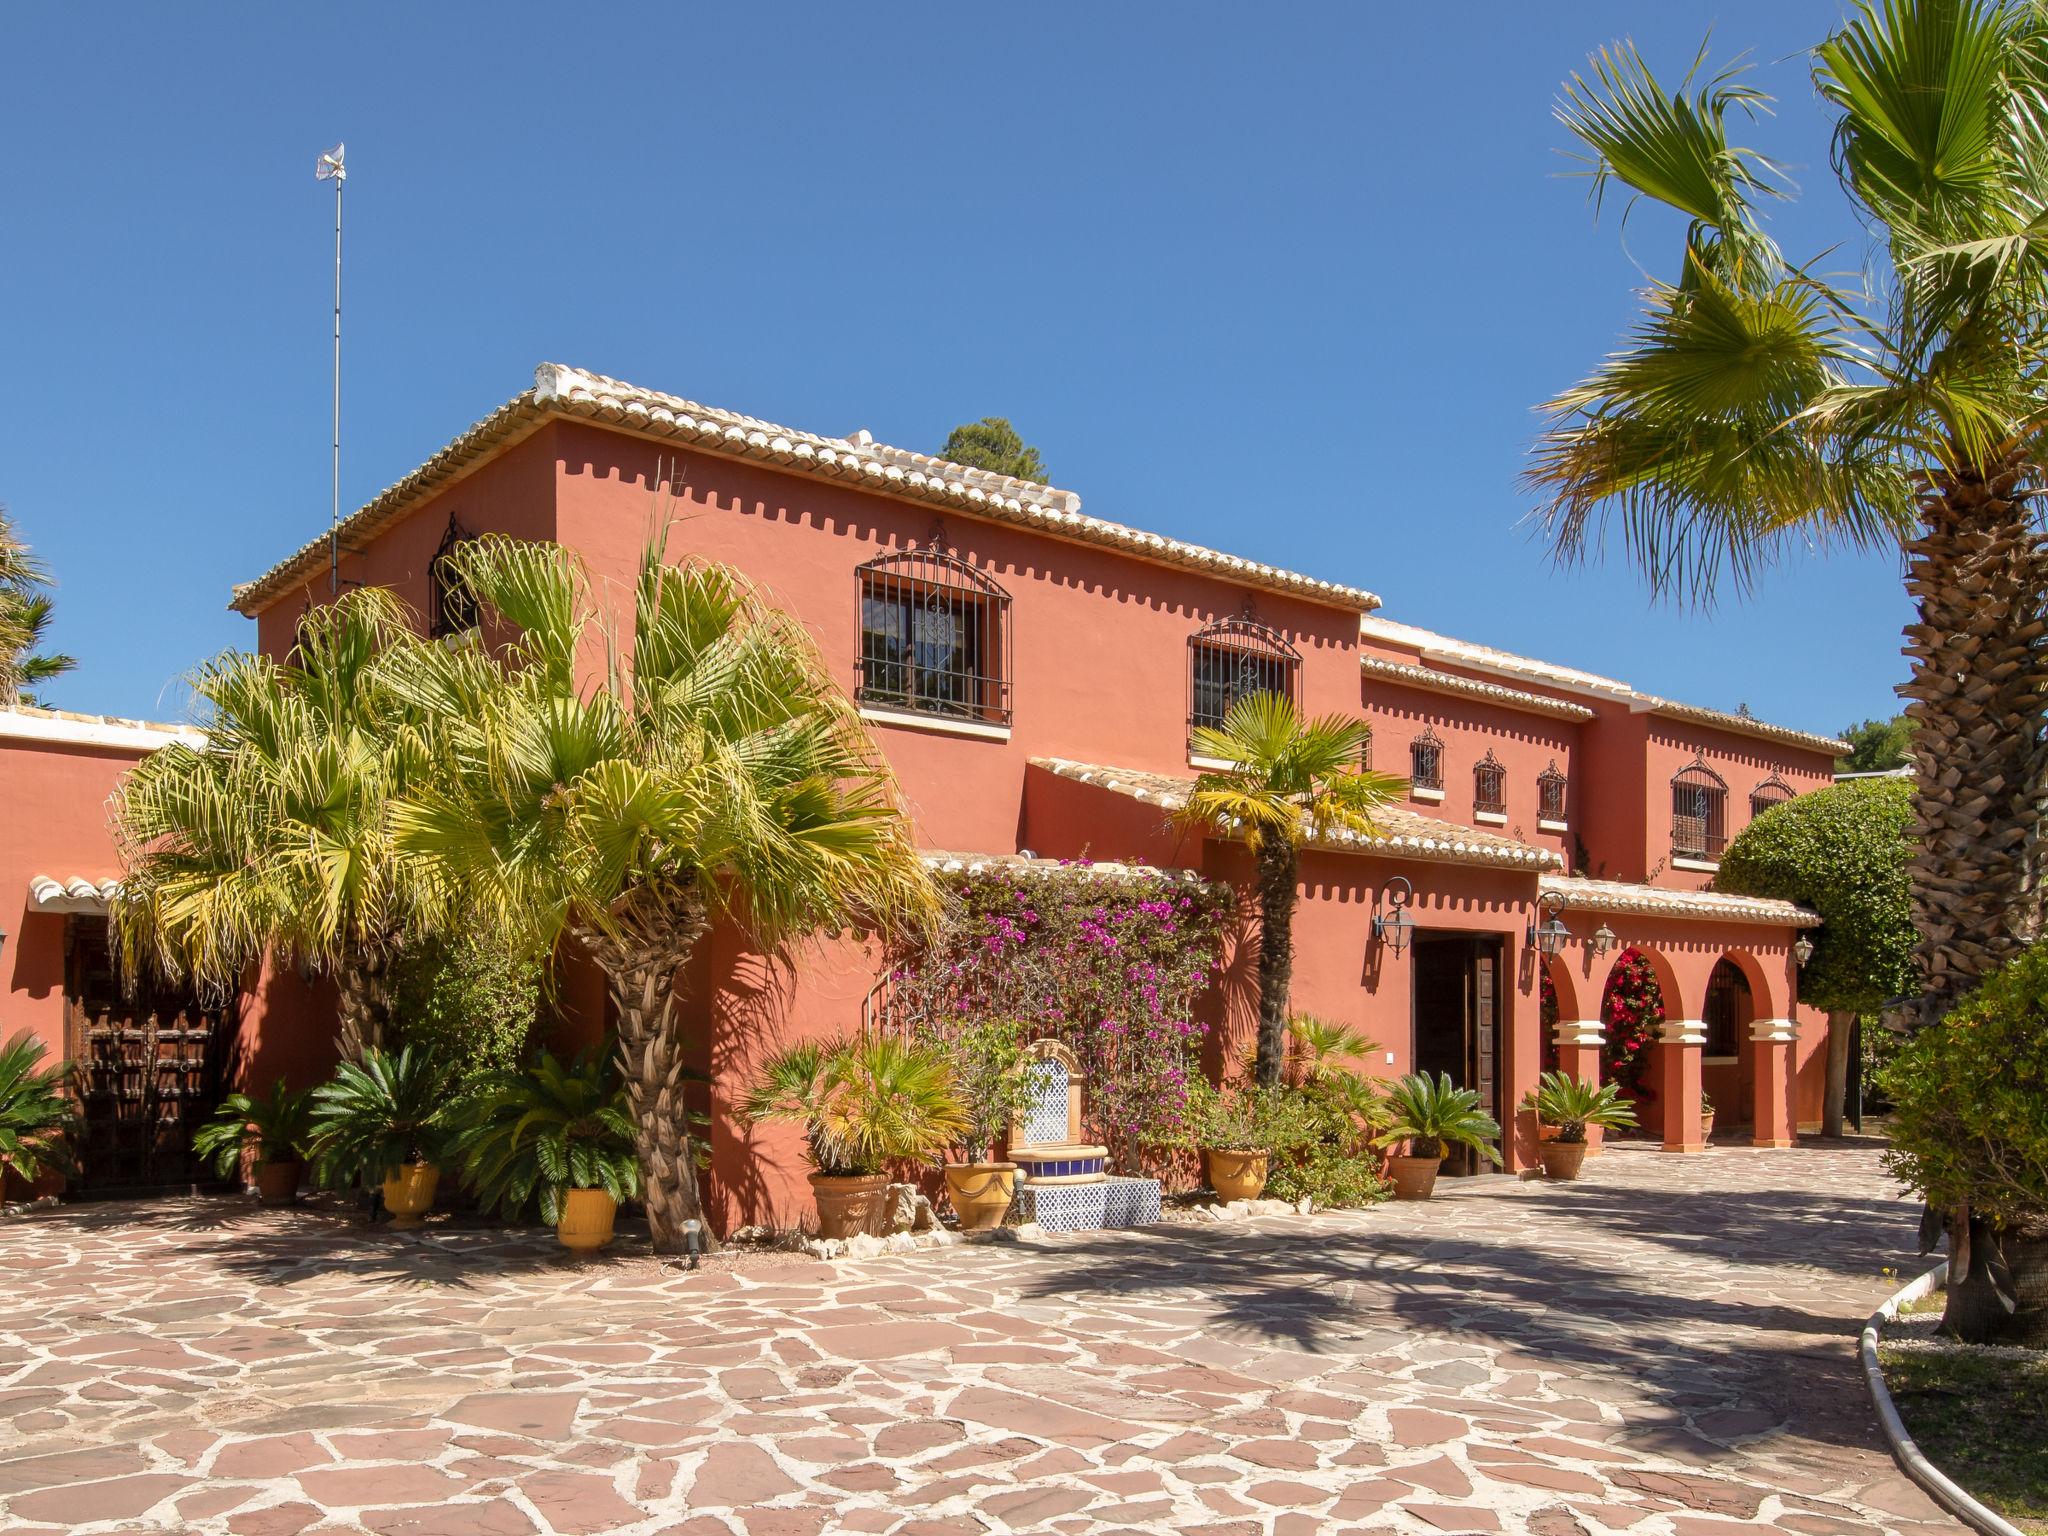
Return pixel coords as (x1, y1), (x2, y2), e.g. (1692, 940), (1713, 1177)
(1, 3), (1902, 735)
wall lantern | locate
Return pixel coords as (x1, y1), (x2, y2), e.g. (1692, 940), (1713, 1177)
(1793, 933), (1816, 965)
(1371, 875), (1417, 957)
(1589, 920), (1616, 958)
(1527, 890), (1573, 958)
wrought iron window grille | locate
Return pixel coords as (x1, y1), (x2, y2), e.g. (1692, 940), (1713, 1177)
(1186, 617), (1300, 747)
(1473, 750), (1506, 815)
(1671, 753), (1729, 860)
(1537, 759), (1567, 822)
(1409, 727), (1444, 792)
(1749, 774), (1794, 819)
(855, 545), (1012, 726)
(428, 513), (479, 639)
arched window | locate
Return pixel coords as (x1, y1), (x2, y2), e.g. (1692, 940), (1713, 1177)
(1749, 774), (1794, 819)
(1187, 617), (1299, 744)
(1473, 749), (1506, 816)
(1703, 958), (1751, 1059)
(1410, 727), (1444, 792)
(428, 514), (478, 640)
(856, 544), (1012, 724)
(1672, 754), (1729, 861)
(1537, 759), (1568, 824)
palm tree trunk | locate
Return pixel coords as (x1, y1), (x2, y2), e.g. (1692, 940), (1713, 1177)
(574, 891), (719, 1255)
(1903, 452), (2048, 1343)
(1253, 842), (1298, 1088)
(1822, 1009), (1853, 1139)
(333, 950), (395, 1063)
(1901, 454), (2048, 1023)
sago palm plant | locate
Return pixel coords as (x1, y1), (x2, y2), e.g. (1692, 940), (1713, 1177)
(308, 1045), (452, 1187)
(0, 1032), (76, 1194)
(1177, 694), (1405, 1087)
(390, 534), (936, 1252)
(1373, 1072), (1503, 1166)
(192, 1080), (314, 1177)
(742, 1036), (968, 1177)
(1523, 1070), (1638, 1146)
(113, 588), (435, 1059)
(454, 1048), (641, 1225)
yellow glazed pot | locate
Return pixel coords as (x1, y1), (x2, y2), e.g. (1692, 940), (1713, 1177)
(1204, 1148), (1270, 1203)
(556, 1188), (618, 1253)
(381, 1162), (440, 1229)
(942, 1162), (1017, 1231)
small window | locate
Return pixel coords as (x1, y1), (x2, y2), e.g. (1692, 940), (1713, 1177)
(1703, 958), (1750, 1058)
(1410, 728), (1444, 792)
(1750, 775), (1794, 819)
(1672, 754), (1729, 861)
(1473, 750), (1506, 815)
(856, 546), (1012, 724)
(1187, 618), (1299, 743)
(428, 515), (478, 640)
(1538, 760), (1568, 823)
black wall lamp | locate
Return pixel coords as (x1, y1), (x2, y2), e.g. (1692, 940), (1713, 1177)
(1372, 875), (1416, 957)
(1528, 890), (1572, 958)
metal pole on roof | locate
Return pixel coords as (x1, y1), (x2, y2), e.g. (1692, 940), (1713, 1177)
(315, 143), (346, 595)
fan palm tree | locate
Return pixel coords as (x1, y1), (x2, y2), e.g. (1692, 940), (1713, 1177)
(1534, 2), (2048, 1025)
(1535, 1), (2048, 1342)
(1176, 694), (1406, 1088)
(389, 534), (936, 1252)
(112, 588), (433, 1060)
(0, 507), (76, 707)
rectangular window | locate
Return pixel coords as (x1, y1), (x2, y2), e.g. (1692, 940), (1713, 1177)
(1189, 643), (1294, 734)
(859, 586), (995, 719)
(1672, 781), (1727, 859)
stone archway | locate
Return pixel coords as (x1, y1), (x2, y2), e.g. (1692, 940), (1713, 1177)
(1707, 947), (1797, 1148)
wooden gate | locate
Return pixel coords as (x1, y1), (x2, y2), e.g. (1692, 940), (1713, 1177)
(63, 917), (236, 1197)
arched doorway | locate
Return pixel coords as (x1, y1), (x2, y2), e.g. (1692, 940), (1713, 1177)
(1701, 958), (1754, 1137)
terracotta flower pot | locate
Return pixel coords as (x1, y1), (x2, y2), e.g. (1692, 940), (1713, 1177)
(942, 1162), (1017, 1231)
(381, 1162), (440, 1229)
(556, 1188), (618, 1253)
(809, 1172), (890, 1239)
(255, 1160), (302, 1206)
(1388, 1153), (1442, 1201)
(1204, 1148), (1270, 1203)
(1538, 1140), (1588, 1181)
(1701, 1111), (1716, 1142)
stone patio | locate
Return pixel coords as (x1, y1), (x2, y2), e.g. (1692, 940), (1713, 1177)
(0, 1139), (1956, 1535)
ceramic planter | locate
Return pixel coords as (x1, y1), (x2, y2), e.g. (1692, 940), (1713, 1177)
(556, 1188), (618, 1252)
(254, 1159), (302, 1206)
(942, 1162), (1017, 1231)
(1538, 1140), (1588, 1181)
(1204, 1148), (1270, 1203)
(809, 1172), (890, 1239)
(1701, 1111), (1716, 1142)
(1388, 1152), (1442, 1200)
(381, 1162), (440, 1229)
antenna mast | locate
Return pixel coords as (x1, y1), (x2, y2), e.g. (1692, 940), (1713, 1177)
(315, 143), (346, 595)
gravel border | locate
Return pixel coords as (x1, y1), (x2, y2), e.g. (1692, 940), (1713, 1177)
(1862, 1259), (2028, 1536)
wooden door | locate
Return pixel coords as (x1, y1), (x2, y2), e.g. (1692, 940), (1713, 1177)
(64, 917), (236, 1197)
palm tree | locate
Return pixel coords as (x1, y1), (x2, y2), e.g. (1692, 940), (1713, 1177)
(1533, 3), (2048, 1027)
(0, 507), (75, 707)
(112, 588), (431, 1060)
(1176, 694), (1405, 1088)
(1534, 1), (2048, 1341)
(390, 535), (936, 1252)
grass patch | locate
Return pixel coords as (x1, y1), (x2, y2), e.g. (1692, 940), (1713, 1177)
(1881, 1339), (2048, 1533)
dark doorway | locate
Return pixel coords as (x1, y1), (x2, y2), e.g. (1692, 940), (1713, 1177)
(63, 917), (238, 1198)
(1411, 932), (1505, 1176)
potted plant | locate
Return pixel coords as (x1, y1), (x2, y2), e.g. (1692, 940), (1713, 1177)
(193, 1080), (315, 1204)
(309, 1046), (452, 1228)
(920, 1017), (1029, 1231)
(0, 1032), (76, 1206)
(1371, 1072), (1503, 1200)
(743, 1034), (967, 1239)
(1700, 1091), (1716, 1142)
(1190, 1079), (1299, 1202)
(1522, 1071), (1637, 1181)
(455, 1046), (641, 1252)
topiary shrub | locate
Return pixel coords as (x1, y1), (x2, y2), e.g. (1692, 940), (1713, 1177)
(391, 933), (543, 1089)
(1882, 942), (2048, 1345)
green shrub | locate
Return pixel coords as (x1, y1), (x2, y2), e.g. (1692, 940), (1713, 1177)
(453, 1047), (640, 1224)
(391, 934), (543, 1088)
(914, 1016), (1031, 1164)
(192, 1080), (314, 1177)
(0, 1032), (75, 1190)
(309, 1046), (455, 1186)
(1881, 945), (2048, 1229)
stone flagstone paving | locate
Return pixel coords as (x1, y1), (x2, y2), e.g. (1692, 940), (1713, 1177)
(0, 1139), (1956, 1535)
